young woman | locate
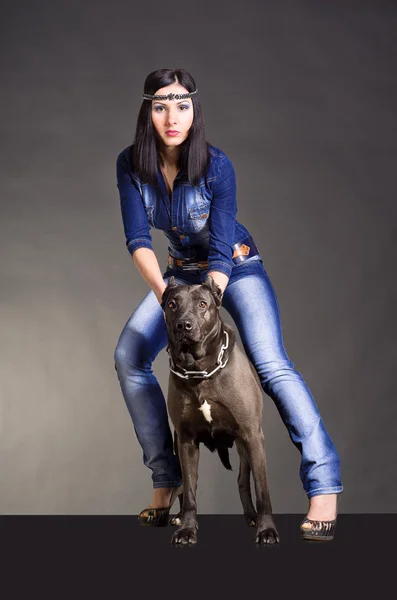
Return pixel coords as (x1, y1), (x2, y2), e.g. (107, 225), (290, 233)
(114, 68), (343, 540)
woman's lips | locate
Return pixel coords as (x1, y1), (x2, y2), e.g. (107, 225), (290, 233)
(166, 131), (180, 136)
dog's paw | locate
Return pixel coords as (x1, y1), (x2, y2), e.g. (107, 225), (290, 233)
(171, 527), (198, 545)
(256, 527), (280, 545)
(244, 513), (257, 527)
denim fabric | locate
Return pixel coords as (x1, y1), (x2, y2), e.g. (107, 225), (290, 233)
(116, 144), (256, 278)
(114, 258), (343, 497)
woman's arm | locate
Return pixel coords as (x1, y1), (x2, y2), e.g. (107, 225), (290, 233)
(132, 248), (167, 304)
(116, 151), (153, 256)
(116, 151), (166, 304)
(205, 155), (237, 286)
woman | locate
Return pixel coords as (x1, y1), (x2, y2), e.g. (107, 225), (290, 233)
(114, 68), (343, 540)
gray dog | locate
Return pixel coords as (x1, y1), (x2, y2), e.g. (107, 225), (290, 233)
(161, 274), (279, 545)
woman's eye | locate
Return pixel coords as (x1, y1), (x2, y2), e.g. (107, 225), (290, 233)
(153, 104), (189, 112)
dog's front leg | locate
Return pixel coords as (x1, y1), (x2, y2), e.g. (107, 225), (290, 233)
(169, 430), (183, 526)
(171, 439), (199, 545)
(243, 433), (280, 545)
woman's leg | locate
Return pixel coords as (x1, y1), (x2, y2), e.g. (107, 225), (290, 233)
(114, 278), (186, 491)
(221, 261), (343, 517)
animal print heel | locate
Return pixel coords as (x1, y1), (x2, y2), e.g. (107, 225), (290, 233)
(138, 485), (183, 527)
(300, 517), (337, 541)
(138, 506), (171, 527)
(301, 495), (340, 541)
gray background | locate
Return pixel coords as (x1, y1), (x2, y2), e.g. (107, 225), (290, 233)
(1, 0), (396, 514)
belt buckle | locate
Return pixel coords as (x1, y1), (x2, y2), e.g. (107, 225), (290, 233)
(182, 262), (200, 270)
(168, 254), (208, 271)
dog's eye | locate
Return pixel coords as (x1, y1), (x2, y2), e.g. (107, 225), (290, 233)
(168, 300), (176, 309)
(199, 301), (207, 308)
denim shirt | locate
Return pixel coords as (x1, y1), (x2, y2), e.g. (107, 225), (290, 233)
(116, 143), (260, 278)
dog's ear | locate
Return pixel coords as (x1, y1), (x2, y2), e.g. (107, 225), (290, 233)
(202, 275), (223, 309)
(160, 276), (178, 310)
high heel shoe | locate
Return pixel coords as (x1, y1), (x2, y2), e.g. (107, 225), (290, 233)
(300, 517), (337, 541)
(138, 485), (183, 527)
(300, 495), (340, 541)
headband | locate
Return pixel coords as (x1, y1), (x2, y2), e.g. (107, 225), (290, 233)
(142, 90), (198, 101)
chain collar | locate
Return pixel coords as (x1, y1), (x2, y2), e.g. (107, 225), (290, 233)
(166, 331), (229, 380)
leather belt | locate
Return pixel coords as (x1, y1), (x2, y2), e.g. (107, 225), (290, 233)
(167, 234), (260, 270)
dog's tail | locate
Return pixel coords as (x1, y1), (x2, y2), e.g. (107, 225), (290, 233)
(217, 448), (233, 471)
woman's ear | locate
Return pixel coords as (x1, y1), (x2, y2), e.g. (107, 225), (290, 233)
(202, 275), (223, 309)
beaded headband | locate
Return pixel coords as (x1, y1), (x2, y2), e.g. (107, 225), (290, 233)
(142, 90), (198, 101)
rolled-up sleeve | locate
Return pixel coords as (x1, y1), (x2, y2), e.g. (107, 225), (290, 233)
(116, 151), (153, 256)
(206, 155), (237, 278)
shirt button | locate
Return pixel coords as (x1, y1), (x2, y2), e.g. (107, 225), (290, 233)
(202, 213), (207, 218)
(172, 227), (178, 231)
(180, 234), (185, 239)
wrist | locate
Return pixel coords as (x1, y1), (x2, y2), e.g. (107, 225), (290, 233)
(155, 283), (167, 304)
(207, 271), (229, 294)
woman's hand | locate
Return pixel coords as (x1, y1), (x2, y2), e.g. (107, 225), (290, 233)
(207, 271), (229, 294)
(155, 290), (167, 322)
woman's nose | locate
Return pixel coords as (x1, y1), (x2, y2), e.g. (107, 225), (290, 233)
(166, 111), (177, 125)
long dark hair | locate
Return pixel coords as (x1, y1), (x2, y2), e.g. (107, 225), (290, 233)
(132, 68), (210, 187)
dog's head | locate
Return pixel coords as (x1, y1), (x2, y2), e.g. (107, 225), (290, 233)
(160, 275), (223, 346)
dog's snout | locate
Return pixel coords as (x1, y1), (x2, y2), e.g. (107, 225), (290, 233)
(176, 319), (193, 331)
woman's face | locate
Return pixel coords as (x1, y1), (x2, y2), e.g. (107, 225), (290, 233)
(151, 83), (194, 150)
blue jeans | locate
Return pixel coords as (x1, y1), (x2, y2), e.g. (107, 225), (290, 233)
(114, 258), (343, 498)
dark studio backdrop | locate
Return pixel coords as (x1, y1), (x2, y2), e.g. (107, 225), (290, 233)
(1, 0), (396, 515)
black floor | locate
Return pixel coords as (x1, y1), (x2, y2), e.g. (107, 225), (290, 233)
(1, 515), (394, 597)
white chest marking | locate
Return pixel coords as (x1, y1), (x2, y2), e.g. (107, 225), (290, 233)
(198, 400), (212, 423)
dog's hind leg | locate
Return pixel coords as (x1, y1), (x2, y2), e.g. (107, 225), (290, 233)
(235, 439), (257, 527)
(242, 432), (280, 545)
